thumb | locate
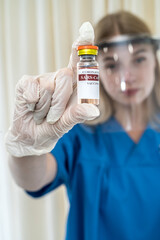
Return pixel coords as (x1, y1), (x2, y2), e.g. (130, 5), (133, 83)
(70, 103), (100, 122)
(55, 103), (100, 136)
(68, 22), (95, 71)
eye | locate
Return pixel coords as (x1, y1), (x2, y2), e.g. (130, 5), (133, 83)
(104, 62), (118, 70)
(135, 56), (146, 63)
(107, 64), (116, 69)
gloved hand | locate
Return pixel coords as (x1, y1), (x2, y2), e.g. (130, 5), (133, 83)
(5, 22), (100, 157)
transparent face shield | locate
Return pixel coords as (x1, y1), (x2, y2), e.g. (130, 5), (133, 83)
(97, 34), (160, 133)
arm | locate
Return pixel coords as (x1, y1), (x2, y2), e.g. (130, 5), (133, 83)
(8, 153), (57, 191)
(5, 22), (99, 192)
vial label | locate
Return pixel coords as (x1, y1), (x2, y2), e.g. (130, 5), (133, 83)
(77, 68), (99, 100)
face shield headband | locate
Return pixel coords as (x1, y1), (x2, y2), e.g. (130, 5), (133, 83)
(97, 35), (160, 52)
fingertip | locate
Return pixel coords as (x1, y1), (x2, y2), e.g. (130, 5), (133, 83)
(80, 103), (100, 119)
(27, 103), (35, 111)
(46, 107), (64, 125)
(79, 21), (94, 44)
(70, 103), (100, 123)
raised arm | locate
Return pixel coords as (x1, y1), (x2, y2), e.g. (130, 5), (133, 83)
(5, 22), (100, 191)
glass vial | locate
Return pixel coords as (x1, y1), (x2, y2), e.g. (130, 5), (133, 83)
(77, 45), (99, 105)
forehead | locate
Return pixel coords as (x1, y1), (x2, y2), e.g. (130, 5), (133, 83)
(98, 43), (153, 58)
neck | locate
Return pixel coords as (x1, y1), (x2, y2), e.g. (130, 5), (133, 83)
(113, 102), (147, 132)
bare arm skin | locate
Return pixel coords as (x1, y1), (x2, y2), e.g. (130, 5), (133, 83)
(8, 153), (57, 191)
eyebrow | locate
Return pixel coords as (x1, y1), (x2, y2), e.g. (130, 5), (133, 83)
(132, 48), (148, 55)
(103, 56), (115, 61)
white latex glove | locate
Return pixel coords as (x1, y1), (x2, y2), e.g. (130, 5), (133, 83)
(5, 22), (100, 157)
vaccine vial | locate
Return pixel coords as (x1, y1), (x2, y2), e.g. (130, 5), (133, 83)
(77, 45), (99, 105)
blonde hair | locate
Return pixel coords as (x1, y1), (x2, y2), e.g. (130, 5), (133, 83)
(86, 10), (160, 125)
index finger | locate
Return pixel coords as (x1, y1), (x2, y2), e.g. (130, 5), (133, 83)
(68, 22), (95, 71)
(46, 68), (73, 124)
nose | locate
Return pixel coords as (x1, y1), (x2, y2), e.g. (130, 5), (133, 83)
(121, 69), (136, 84)
(119, 67), (136, 91)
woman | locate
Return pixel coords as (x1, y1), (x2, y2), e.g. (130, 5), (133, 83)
(5, 11), (160, 240)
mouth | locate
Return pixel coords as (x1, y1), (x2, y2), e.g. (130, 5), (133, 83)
(122, 88), (140, 96)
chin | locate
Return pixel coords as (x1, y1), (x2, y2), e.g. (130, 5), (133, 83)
(115, 97), (145, 106)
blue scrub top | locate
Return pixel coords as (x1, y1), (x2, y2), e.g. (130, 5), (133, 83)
(26, 117), (160, 240)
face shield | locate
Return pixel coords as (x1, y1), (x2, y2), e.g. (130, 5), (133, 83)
(97, 34), (160, 133)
